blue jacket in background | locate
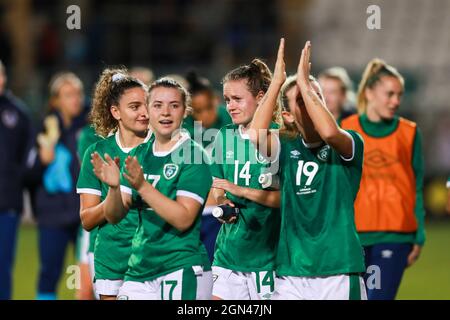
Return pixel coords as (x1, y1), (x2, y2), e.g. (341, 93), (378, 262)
(28, 109), (87, 228)
(0, 90), (34, 214)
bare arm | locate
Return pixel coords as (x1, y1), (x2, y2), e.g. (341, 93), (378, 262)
(91, 152), (130, 224)
(124, 156), (201, 232)
(212, 178), (280, 208)
(79, 194), (105, 231)
(249, 38), (286, 157)
(296, 41), (353, 158)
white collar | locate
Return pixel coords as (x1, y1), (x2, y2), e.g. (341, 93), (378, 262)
(115, 130), (152, 153)
(152, 132), (190, 157)
(238, 125), (250, 140)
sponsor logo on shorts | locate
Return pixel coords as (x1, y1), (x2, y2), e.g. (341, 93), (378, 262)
(116, 295), (129, 300)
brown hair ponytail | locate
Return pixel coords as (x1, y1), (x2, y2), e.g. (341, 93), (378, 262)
(223, 58), (282, 126)
(90, 68), (147, 137)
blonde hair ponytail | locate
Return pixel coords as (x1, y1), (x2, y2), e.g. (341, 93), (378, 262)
(357, 58), (404, 114)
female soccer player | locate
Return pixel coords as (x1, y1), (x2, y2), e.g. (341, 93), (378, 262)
(317, 66), (356, 123)
(183, 71), (232, 262)
(76, 69), (152, 300)
(209, 59), (281, 300)
(29, 72), (86, 300)
(91, 78), (213, 300)
(250, 39), (367, 300)
(341, 59), (426, 300)
(76, 119), (103, 300)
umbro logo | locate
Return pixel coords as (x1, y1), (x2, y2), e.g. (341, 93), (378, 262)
(290, 150), (301, 159)
(365, 149), (398, 168)
(226, 151), (234, 158)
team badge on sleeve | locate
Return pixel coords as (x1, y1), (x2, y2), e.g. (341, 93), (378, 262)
(163, 163), (179, 179)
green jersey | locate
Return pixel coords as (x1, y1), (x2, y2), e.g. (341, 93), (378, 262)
(210, 124), (280, 272)
(77, 125), (103, 160)
(120, 134), (213, 282)
(76, 124), (103, 255)
(76, 131), (152, 280)
(276, 130), (365, 277)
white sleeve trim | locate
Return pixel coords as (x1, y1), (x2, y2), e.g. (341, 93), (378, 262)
(340, 131), (356, 162)
(120, 185), (133, 195)
(176, 190), (205, 205)
(76, 188), (102, 196)
(301, 139), (323, 149)
(447, 181), (450, 189)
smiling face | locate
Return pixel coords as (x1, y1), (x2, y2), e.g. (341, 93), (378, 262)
(365, 76), (403, 121)
(223, 79), (262, 127)
(148, 86), (185, 140)
(110, 87), (149, 136)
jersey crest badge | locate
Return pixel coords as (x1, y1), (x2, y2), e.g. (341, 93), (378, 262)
(317, 145), (330, 162)
(163, 163), (179, 179)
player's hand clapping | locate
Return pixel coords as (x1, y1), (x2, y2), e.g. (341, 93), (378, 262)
(91, 152), (120, 188)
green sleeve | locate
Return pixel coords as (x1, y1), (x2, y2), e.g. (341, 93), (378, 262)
(119, 146), (139, 195)
(76, 143), (102, 195)
(341, 130), (364, 168)
(77, 125), (102, 160)
(177, 160), (213, 206)
(209, 128), (225, 179)
(412, 128), (426, 246)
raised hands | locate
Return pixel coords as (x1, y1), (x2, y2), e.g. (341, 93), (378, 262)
(123, 156), (145, 191)
(91, 152), (120, 188)
(297, 41), (312, 91)
(273, 38), (287, 87)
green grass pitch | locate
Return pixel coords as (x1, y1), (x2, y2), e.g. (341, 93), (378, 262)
(11, 220), (450, 300)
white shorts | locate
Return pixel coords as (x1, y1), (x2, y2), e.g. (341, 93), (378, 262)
(272, 274), (367, 300)
(212, 266), (275, 300)
(117, 266), (212, 300)
(95, 279), (124, 297)
(87, 253), (100, 299)
(88, 252), (95, 282)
